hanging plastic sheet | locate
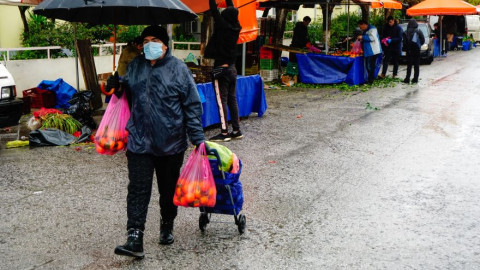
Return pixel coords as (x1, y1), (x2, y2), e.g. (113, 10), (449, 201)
(296, 53), (382, 85)
(196, 74), (267, 127)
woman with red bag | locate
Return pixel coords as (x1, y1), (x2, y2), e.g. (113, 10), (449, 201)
(110, 25), (206, 259)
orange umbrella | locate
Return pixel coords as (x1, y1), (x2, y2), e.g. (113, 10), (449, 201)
(407, 0), (477, 16)
(360, 0), (402, 9)
(216, 0), (260, 44)
(181, 0), (223, 13)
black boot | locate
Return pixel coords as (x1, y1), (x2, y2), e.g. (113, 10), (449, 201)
(159, 220), (174, 245)
(114, 228), (144, 258)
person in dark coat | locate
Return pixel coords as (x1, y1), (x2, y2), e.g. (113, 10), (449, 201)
(289, 16), (311, 62)
(110, 25), (206, 258)
(379, 16), (403, 78)
(204, 0), (243, 142)
(403, 19), (425, 84)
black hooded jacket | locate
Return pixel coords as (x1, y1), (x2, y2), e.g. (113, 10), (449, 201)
(204, 0), (242, 66)
(403, 19), (425, 52)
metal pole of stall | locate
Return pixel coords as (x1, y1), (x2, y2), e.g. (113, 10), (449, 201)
(325, 0), (329, 54)
(347, 0), (350, 49)
(242, 43), (246, 76)
(74, 23), (79, 90)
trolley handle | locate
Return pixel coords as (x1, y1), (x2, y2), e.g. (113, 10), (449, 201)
(206, 148), (225, 179)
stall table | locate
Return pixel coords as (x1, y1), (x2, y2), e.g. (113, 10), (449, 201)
(296, 53), (382, 85)
(196, 74), (267, 128)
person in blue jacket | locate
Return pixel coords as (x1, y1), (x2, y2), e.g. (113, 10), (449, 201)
(357, 20), (382, 84)
(109, 25), (206, 258)
(379, 16), (403, 78)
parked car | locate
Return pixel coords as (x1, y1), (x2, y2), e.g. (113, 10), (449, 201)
(0, 59), (23, 128)
(399, 21), (434, 65)
(466, 15), (480, 43)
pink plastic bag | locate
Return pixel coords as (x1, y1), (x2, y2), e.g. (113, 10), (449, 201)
(351, 40), (363, 54)
(94, 92), (130, 155)
(174, 143), (217, 207)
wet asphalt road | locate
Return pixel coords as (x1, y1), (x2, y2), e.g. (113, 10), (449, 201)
(1, 48), (480, 270)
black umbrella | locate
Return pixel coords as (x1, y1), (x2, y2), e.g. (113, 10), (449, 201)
(33, 0), (197, 25)
(33, 0), (197, 83)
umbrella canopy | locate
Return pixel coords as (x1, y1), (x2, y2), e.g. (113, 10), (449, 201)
(407, 0), (478, 16)
(181, 0), (223, 13)
(33, 0), (197, 25)
(0, 0), (42, 5)
(362, 0), (402, 9)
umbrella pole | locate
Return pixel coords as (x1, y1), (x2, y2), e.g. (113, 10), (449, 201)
(113, 25), (117, 71)
(347, 0), (350, 50)
(440, 16), (444, 55)
(74, 23), (79, 90)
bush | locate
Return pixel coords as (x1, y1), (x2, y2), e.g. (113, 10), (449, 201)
(20, 11), (145, 59)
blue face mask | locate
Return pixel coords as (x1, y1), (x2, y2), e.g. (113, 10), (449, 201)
(143, 42), (164, 60)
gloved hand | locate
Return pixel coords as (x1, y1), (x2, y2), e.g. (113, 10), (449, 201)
(106, 71), (125, 98)
(387, 39), (392, 44)
(196, 141), (210, 153)
(106, 71), (120, 90)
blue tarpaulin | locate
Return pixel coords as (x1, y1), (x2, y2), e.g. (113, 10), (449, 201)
(37, 78), (77, 109)
(296, 53), (381, 85)
(196, 74), (267, 128)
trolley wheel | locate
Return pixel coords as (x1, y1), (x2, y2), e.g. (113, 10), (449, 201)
(199, 212), (209, 232)
(237, 214), (246, 234)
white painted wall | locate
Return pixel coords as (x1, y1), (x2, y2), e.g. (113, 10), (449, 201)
(6, 49), (201, 97)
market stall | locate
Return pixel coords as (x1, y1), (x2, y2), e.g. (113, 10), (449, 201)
(407, 0), (478, 53)
(196, 75), (267, 127)
(296, 53), (382, 85)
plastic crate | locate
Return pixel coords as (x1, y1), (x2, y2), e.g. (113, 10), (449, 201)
(259, 47), (273, 59)
(260, 59), (276, 70)
(22, 88), (56, 109)
(260, 69), (279, 82)
(286, 62), (299, 75)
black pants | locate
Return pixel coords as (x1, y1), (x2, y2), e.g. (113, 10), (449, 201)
(405, 48), (420, 81)
(381, 49), (400, 76)
(365, 55), (378, 84)
(213, 65), (240, 133)
(126, 151), (185, 231)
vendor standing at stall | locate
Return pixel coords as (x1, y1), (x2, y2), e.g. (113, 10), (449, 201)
(357, 20), (382, 84)
(289, 16), (311, 62)
(204, 0), (243, 142)
(380, 16), (403, 79)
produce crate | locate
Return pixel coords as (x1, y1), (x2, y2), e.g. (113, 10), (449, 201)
(260, 69), (279, 82)
(260, 59), (276, 70)
(286, 62), (299, 76)
(187, 63), (213, 84)
(22, 88), (56, 109)
(244, 64), (259, 76)
(22, 96), (31, 114)
(259, 47), (273, 59)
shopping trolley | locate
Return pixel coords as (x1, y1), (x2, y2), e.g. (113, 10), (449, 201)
(199, 148), (246, 234)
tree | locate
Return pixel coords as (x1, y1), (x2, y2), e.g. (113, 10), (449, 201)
(319, 0), (343, 43)
(18, 6), (30, 34)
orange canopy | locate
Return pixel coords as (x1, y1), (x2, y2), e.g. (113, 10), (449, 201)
(181, 0), (259, 43)
(180, 0), (223, 13)
(217, 0), (260, 44)
(407, 0), (478, 16)
(360, 0), (402, 9)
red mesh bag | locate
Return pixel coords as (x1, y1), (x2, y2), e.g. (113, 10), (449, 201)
(174, 143), (217, 207)
(94, 92), (130, 155)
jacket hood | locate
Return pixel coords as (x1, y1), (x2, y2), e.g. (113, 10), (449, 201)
(407, 19), (418, 29)
(221, 7), (241, 28)
(406, 19), (418, 40)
